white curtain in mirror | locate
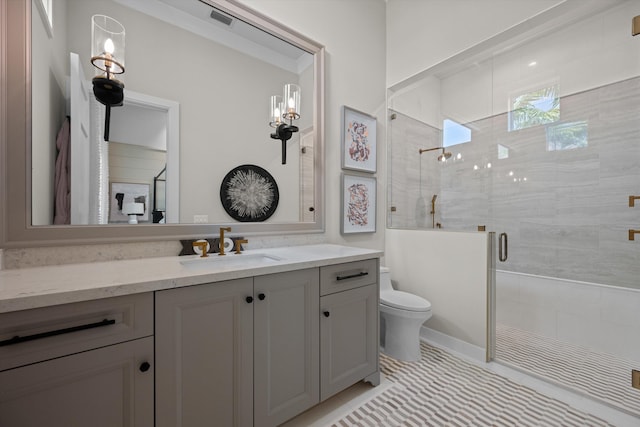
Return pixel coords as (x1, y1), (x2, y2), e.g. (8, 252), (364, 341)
(89, 96), (109, 224)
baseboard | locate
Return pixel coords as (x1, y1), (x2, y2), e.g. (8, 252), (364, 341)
(419, 326), (486, 363)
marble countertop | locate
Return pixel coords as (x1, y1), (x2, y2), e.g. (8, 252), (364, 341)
(0, 244), (382, 314)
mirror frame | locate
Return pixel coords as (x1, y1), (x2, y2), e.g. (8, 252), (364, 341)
(1, 0), (325, 248)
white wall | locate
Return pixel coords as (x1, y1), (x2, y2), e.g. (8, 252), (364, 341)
(241, 0), (387, 250)
(386, 0), (563, 87)
(385, 229), (489, 348)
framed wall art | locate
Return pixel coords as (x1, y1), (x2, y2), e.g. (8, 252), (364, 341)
(109, 182), (150, 223)
(220, 164), (279, 222)
(341, 174), (376, 234)
(341, 106), (377, 173)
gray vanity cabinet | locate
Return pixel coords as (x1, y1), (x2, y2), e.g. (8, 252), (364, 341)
(0, 294), (155, 427)
(155, 277), (254, 427)
(319, 260), (380, 401)
(254, 269), (320, 427)
(155, 269), (319, 427)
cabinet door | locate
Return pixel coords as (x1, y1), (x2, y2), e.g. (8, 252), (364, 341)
(0, 336), (154, 427)
(155, 278), (253, 427)
(254, 269), (319, 427)
(320, 284), (378, 401)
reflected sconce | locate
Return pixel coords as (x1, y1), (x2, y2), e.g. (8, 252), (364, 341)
(90, 15), (125, 141)
(269, 84), (300, 164)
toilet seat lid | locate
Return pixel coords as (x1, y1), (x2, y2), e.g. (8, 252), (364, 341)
(380, 290), (431, 312)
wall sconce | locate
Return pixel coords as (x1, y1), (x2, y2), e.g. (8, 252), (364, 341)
(269, 84), (300, 164)
(90, 15), (125, 141)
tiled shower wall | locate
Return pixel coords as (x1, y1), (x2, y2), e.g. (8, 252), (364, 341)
(389, 76), (640, 289)
(497, 270), (640, 363)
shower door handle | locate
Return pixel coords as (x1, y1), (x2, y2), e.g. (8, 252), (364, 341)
(499, 232), (508, 262)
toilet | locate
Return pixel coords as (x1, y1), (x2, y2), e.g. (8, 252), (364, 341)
(379, 266), (432, 362)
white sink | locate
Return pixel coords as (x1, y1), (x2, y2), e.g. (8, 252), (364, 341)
(180, 253), (284, 269)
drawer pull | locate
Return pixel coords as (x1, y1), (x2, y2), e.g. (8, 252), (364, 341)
(258, 293), (266, 301)
(0, 318), (116, 347)
(323, 311), (330, 317)
(139, 362), (151, 373)
(336, 271), (368, 281)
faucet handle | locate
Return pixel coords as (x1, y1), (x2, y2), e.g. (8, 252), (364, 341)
(218, 227), (232, 256)
(234, 239), (248, 254)
(192, 240), (209, 258)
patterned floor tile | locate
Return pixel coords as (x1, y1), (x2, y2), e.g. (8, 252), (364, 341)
(333, 342), (614, 426)
(496, 324), (640, 416)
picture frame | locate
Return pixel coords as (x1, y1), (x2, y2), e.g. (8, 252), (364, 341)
(341, 106), (377, 173)
(341, 174), (376, 234)
(109, 182), (151, 223)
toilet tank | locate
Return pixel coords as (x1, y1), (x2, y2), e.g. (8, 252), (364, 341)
(379, 266), (393, 291)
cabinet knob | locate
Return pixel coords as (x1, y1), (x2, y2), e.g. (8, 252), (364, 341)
(323, 311), (330, 318)
(246, 296), (254, 303)
(258, 293), (266, 301)
(139, 362), (151, 373)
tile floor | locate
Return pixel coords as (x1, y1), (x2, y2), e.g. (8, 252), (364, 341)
(284, 341), (640, 426)
(495, 323), (640, 417)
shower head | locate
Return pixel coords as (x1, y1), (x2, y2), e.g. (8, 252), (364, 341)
(420, 146), (452, 161)
(438, 151), (452, 162)
(431, 194), (437, 203)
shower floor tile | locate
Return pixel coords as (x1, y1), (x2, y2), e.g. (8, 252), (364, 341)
(496, 323), (640, 417)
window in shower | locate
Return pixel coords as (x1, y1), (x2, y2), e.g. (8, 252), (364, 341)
(545, 120), (588, 151)
(508, 84), (560, 131)
(443, 119), (471, 147)
(497, 144), (509, 159)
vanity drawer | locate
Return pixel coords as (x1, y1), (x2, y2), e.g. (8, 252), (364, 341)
(0, 293), (153, 372)
(320, 259), (378, 296)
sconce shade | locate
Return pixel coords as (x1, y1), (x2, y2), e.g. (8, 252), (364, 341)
(269, 83), (301, 164)
(90, 14), (125, 141)
(269, 95), (283, 128)
(283, 84), (300, 120)
(91, 15), (125, 78)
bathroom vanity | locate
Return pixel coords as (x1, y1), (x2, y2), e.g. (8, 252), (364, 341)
(0, 244), (381, 427)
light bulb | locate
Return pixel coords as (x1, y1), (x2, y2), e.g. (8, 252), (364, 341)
(104, 38), (115, 54)
(274, 107), (281, 119)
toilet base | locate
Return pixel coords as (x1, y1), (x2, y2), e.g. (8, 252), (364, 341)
(380, 310), (428, 362)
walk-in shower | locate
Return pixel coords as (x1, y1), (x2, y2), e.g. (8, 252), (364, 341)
(388, 0), (640, 417)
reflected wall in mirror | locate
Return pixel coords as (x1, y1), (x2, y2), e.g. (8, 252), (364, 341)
(2, 0), (324, 247)
(31, 0), (317, 227)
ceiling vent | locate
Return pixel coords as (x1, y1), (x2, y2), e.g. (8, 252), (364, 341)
(210, 9), (233, 26)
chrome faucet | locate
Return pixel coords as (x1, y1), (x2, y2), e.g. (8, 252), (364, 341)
(218, 227), (231, 256)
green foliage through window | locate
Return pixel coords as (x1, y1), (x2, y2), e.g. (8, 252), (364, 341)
(546, 121), (588, 151)
(509, 85), (560, 131)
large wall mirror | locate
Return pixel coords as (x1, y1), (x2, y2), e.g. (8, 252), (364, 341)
(2, 0), (325, 247)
